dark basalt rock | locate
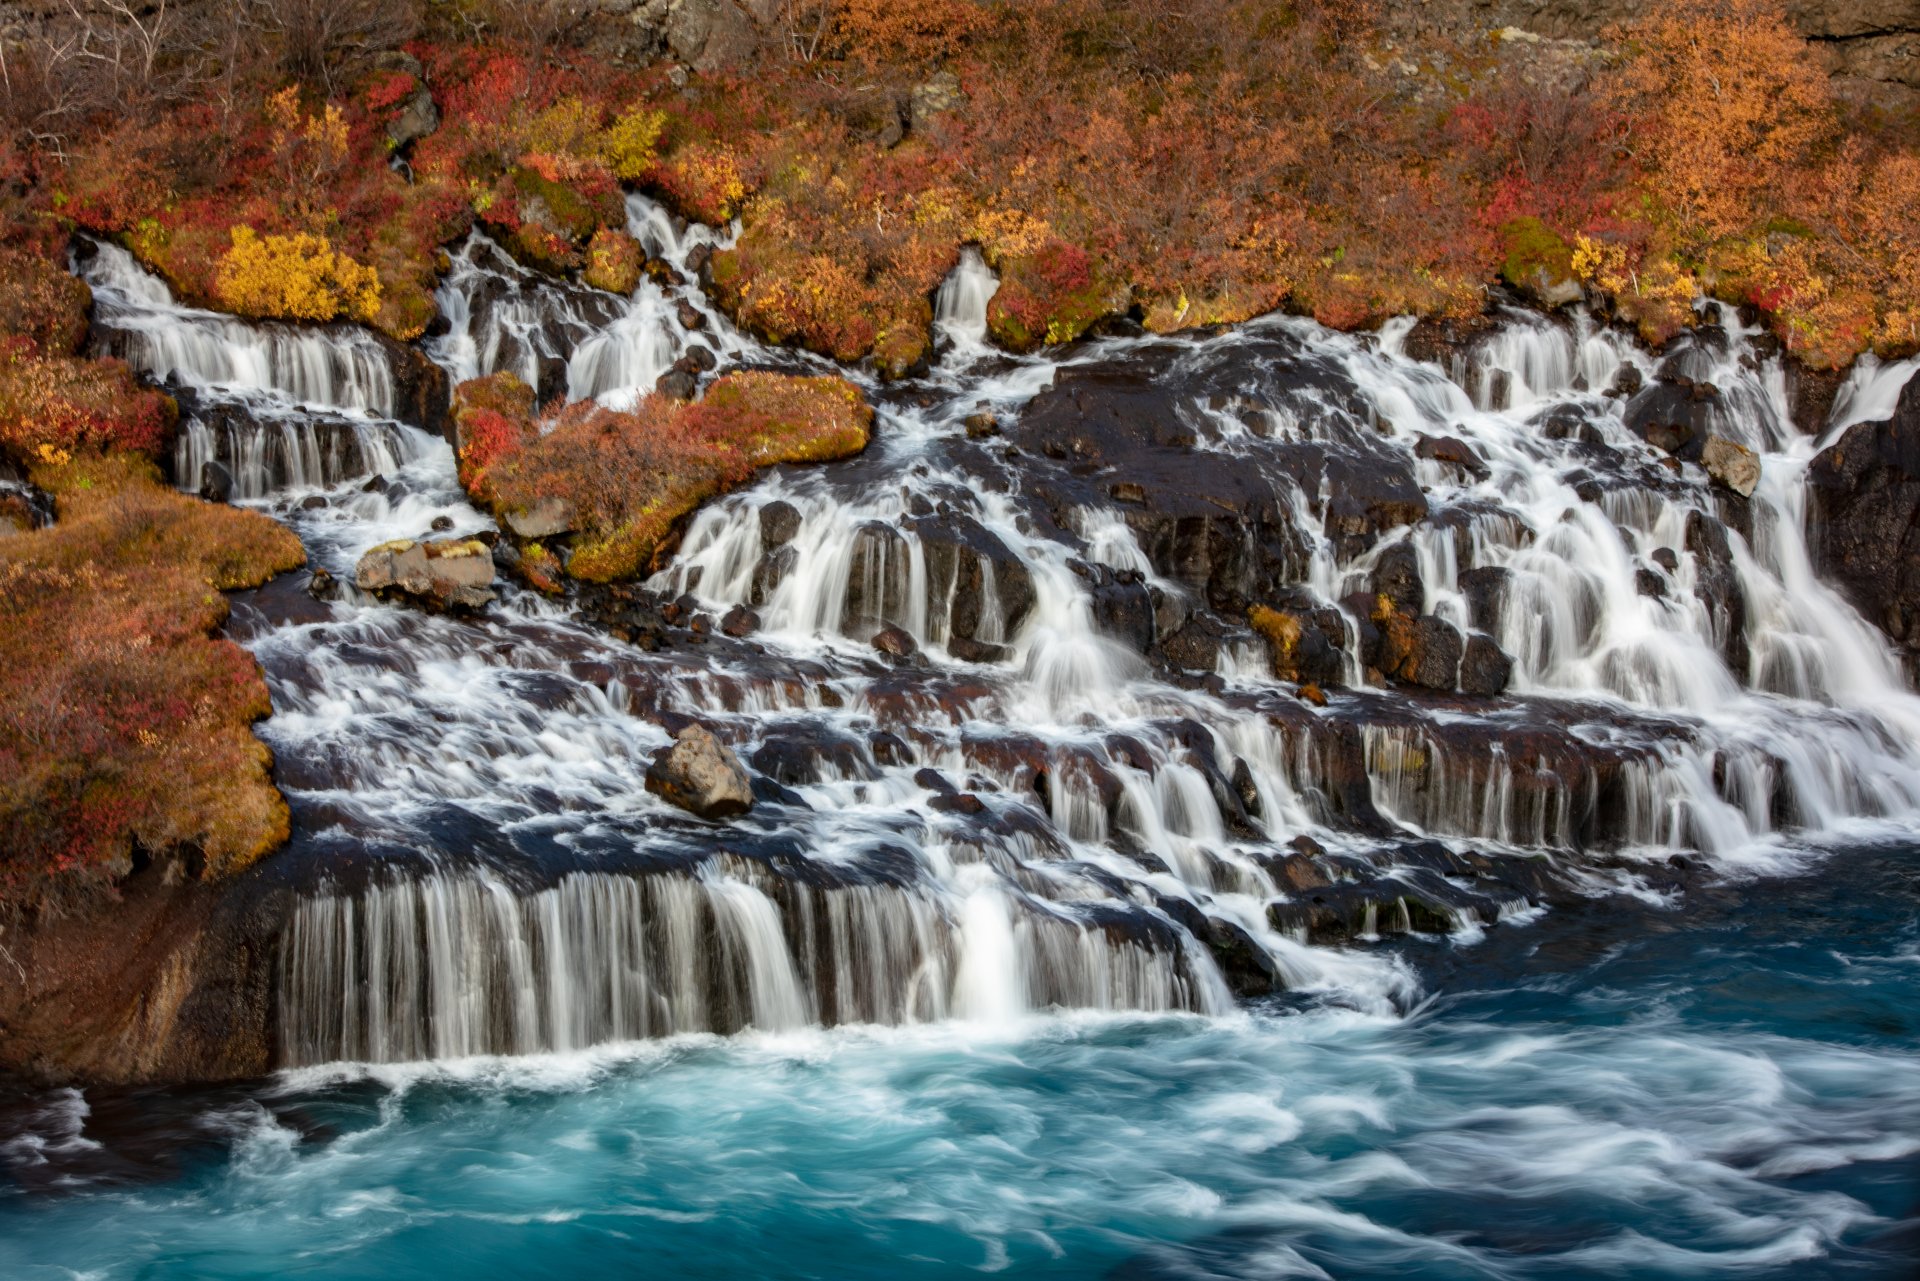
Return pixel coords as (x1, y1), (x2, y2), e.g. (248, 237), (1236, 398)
(1255, 603), (1348, 687)
(656, 368), (697, 402)
(1008, 338), (1426, 613)
(1370, 541), (1424, 617)
(198, 459), (233, 504)
(909, 511), (1036, 647)
(872, 624), (919, 658)
(1626, 380), (1714, 459)
(1459, 633), (1513, 697)
(1806, 372), (1920, 668)
(1158, 611), (1229, 674)
(1459, 565), (1513, 636)
(759, 500), (802, 549)
(1685, 508), (1750, 680)
(750, 545), (796, 606)
(1414, 433), (1490, 481)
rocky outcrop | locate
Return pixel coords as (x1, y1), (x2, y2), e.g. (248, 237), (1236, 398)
(1382, 1), (1920, 106)
(646, 724), (755, 818)
(355, 537), (497, 611)
(1807, 372), (1920, 669)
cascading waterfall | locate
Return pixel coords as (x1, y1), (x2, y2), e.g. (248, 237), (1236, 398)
(81, 241), (399, 416)
(278, 861), (1223, 1065)
(74, 195), (1920, 1069)
(932, 246), (998, 350)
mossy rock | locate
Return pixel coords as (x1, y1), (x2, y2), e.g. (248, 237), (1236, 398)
(1497, 216), (1580, 307)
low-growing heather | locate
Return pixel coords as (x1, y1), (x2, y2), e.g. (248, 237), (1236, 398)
(480, 371), (871, 581)
(0, 457), (306, 910)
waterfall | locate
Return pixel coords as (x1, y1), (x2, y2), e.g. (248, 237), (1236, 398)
(72, 193), (1920, 1072)
(81, 241), (400, 417)
(933, 247), (998, 350)
(278, 863), (1224, 1064)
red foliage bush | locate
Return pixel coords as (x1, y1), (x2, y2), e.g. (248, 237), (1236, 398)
(0, 347), (175, 464)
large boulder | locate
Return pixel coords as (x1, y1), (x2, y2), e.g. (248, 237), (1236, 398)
(355, 537), (496, 611)
(1700, 435), (1760, 498)
(1807, 372), (1920, 664)
(664, 0), (763, 71)
(646, 724), (754, 819)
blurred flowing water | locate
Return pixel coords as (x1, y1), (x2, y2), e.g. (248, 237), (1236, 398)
(2, 837), (1915, 1279)
(8, 195), (1917, 1276)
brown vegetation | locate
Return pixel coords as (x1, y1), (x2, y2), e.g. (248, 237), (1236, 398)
(0, 457), (305, 912)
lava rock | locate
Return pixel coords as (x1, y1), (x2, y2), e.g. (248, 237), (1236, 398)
(646, 724), (754, 819)
(720, 604), (759, 637)
(677, 343), (718, 374)
(1458, 633), (1513, 697)
(1806, 372), (1920, 660)
(759, 500), (802, 549)
(676, 302), (707, 331)
(656, 369), (697, 402)
(198, 460), (234, 504)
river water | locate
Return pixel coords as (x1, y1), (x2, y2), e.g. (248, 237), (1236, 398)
(2, 195), (1917, 1276)
(2, 837), (1915, 1279)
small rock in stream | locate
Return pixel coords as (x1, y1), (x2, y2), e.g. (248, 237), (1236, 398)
(645, 724), (754, 820)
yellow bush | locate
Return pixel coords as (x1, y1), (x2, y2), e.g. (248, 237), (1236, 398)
(214, 227), (383, 325)
(603, 107), (669, 182)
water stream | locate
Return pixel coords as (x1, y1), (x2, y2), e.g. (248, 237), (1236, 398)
(7, 194), (1917, 1275)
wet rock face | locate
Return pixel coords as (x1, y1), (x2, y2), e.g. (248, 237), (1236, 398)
(1807, 373), (1920, 663)
(646, 724), (754, 819)
(911, 511), (1036, 646)
(355, 538), (497, 611)
(1010, 333), (1425, 615)
(198, 459), (234, 504)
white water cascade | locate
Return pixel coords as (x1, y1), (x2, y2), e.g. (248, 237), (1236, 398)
(72, 198), (1920, 1068)
(932, 246), (999, 350)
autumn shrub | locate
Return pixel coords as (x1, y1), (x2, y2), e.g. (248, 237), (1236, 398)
(0, 347), (175, 464)
(214, 226), (384, 324)
(0, 247), (93, 357)
(584, 228), (642, 294)
(0, 457), (305, 909)
(451, 371), (538, 503)
(482, 372), (871, 581)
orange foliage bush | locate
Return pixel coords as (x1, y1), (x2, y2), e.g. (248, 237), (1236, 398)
(0, 458), (305, 909)
(481, 372), (871, 581)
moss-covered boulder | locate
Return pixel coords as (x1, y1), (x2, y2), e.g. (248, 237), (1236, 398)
(471, 371), (871, 583)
